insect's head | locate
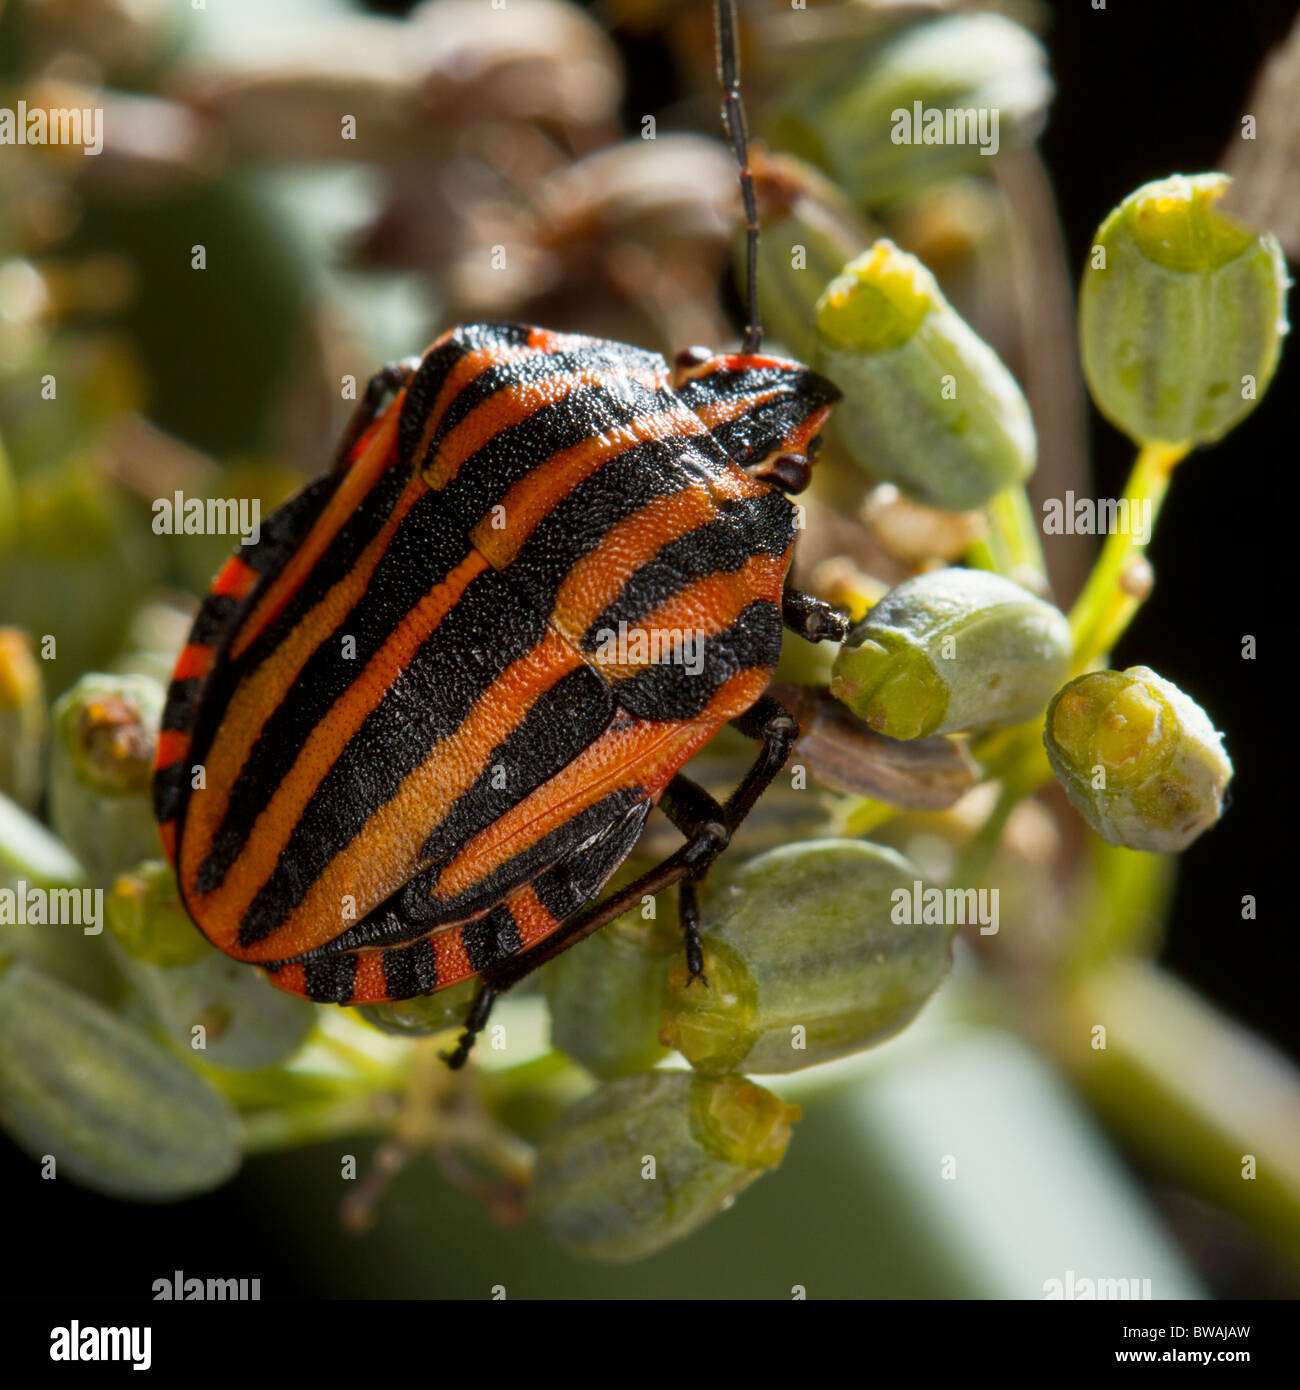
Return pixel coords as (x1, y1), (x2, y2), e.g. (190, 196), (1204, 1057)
(673, 346), (839, 494)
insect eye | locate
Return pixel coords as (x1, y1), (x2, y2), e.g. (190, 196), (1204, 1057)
(675, 346), (712, 368)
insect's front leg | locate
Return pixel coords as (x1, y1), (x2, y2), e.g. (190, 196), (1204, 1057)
(782, 586), (850, 644)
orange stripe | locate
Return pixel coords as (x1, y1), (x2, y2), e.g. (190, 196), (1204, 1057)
(468, 405), (705, 568)
(220, 633), (587, 962)
(699, 665), (774, 724)
(433, 928), (473, 992)
(350, 950), (388, 1004)
(690, 385), (785, 431)
(183, 546), (491, 952)
(507, 882), (563, 950)
(158, 821), (177, 865)
(408, 338), (535, 473)
(550, 485), (722, 643)
(211, 556), (259, 601)
(155, 729), (192, 769)
(421, 364), (665, 493)
(595, 552), (789, 681)
(173, 642), (215, 682)
(428, 715), (714, 904)
(230, 399), (405, 662)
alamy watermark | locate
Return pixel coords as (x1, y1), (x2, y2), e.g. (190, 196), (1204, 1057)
(0, 881), (102, 934)
(152, 1271), (261, 1300)
(152, 490), (261, 546)
(891, 101), (1000, 157)
(1043, 1270), (1152, 1300)
(1042, 491), (1152, 542)
(891, 879), (999, 935)
(590, 621), (706, 678)
(1, 101), (103, 156)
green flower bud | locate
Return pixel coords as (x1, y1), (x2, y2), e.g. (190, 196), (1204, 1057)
(0, 962), (241, 1199)
(121, 945), (316, 1072)
(48, 673), (163, 884)
(531, 1071), (798, 1261)
(1043, 666), (1232, 853)
(544, 914), (673, 1079)
(816, 241), (1037, 509)
(0, 791), (117, 1001)
(1080, 173), (1289, 447)
(662, 840), (950, 1075)
(358, 979), (480, 1038)
(108, 859), (209, 968)
(765, 13), (1051, 209)
(830, 568), (1071, 739)
(0, 629), (46, 811)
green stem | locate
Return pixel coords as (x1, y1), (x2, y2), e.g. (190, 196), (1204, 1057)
(241, 1091), (396, 1154)
(966, 486), (1048, 587)
(1068, 441), (1189, 671)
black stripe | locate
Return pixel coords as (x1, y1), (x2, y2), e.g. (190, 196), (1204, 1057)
(231, 466), (411, 689)
(235, 567), (550, 947)
(381, 936), (438, 999)
(462, 903), (523, 972)
(396, 332), (472, 469)
(190, 595), (238, 648)
(421, 338), (667, 468)
(153, 484), (342, 831)
(610, 599), (783, 721)
(677, 365), (796, 402)
(160, 678), (202, 733)
(529, 796), (652, 921)
(416, 663), (613, 869)
(303, 952), (358, 1004)
(436, 380), (676, 529)
(504, 437), (697, 615)
(580, 492), (796, 646)
(295, 787), (649, 956)
(152, 762), (190, 823)
(676, 365), (840, 467)
(194, 492), (474, 896)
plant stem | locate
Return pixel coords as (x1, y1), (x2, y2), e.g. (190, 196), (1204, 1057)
(966, 486), (1048, 588)
(1068, 441), (1190, 670)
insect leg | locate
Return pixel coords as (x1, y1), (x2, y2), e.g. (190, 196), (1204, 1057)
(330, 357), (421, 473)
(446, 702), (802, 1064)
(658, 773), (734, 986)
(442, 982), (498, 1071)
(782, 586), (850, 644)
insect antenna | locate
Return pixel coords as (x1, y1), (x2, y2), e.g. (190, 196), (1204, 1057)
(714, 0), (762, 354)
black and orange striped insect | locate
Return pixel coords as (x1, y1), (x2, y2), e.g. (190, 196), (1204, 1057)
(152, 0), (848, 1065)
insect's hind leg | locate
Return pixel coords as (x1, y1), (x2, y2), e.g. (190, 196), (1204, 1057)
(443, 983), (498, 1071)
(330, 357), (421, 473)
(444, 696), (803, 1068)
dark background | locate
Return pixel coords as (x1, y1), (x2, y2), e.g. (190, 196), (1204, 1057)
(3, 0), (1295, 1300)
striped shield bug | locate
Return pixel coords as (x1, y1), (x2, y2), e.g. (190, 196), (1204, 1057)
(152, 0), (850, 1066)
